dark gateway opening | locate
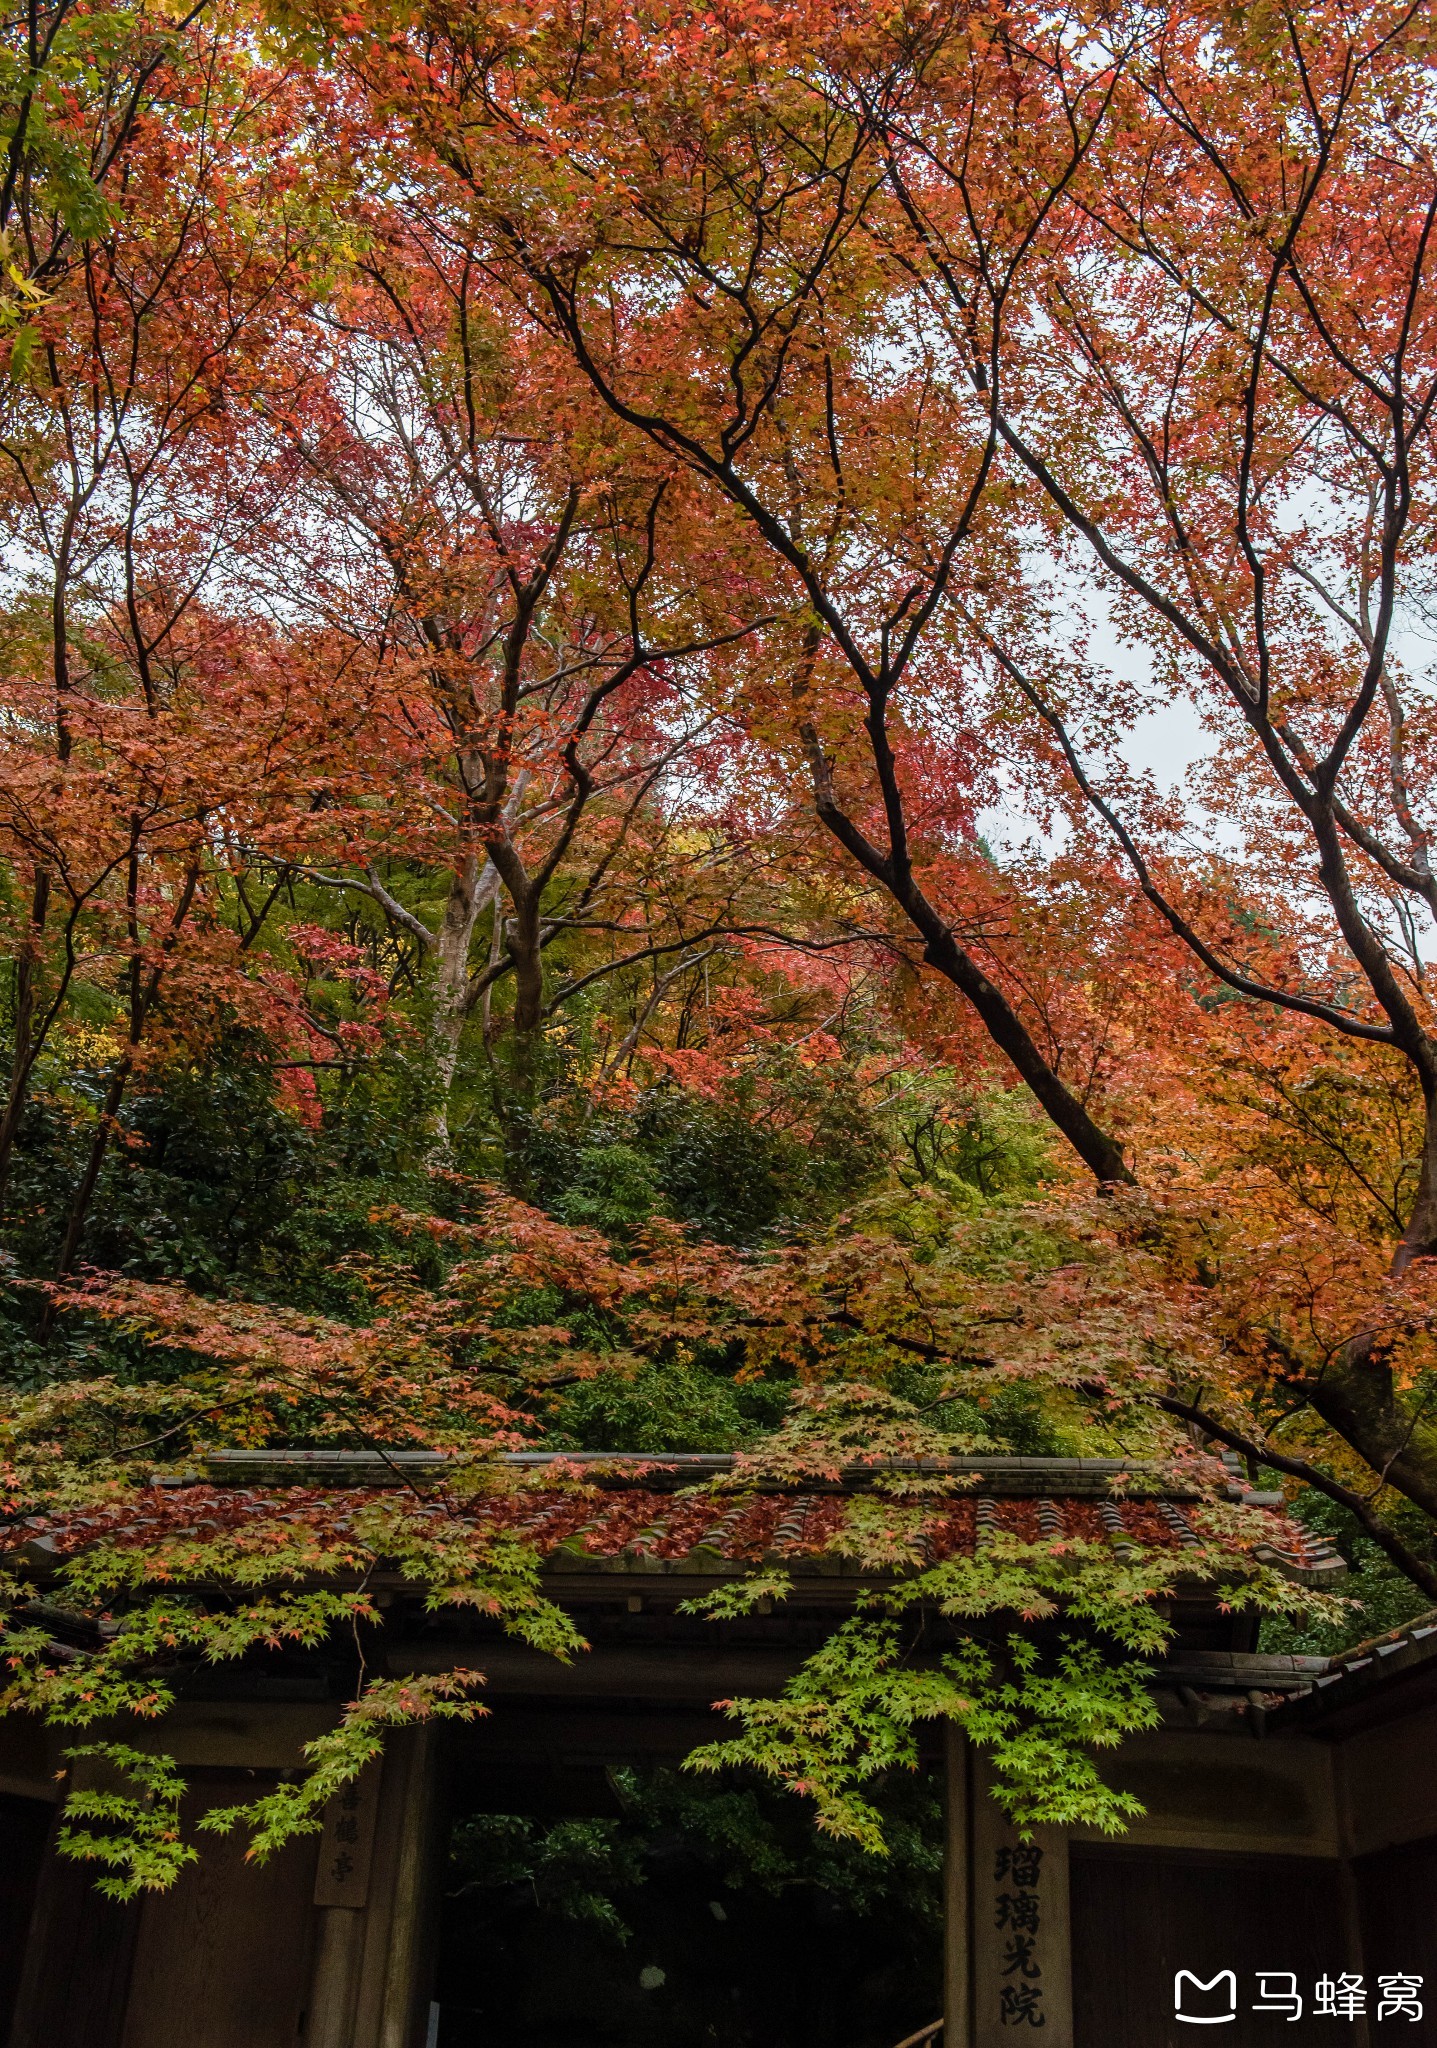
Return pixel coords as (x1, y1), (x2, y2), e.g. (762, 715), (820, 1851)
(433, 1763), (942, 2048)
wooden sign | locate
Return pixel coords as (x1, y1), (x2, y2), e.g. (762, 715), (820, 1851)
(971, 1756), (1073, 2046)
(313, 1762), (382, 1909)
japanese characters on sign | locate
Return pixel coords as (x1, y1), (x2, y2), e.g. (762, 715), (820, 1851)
(972, 1772), (1072, 2048)
(313, 1763), (382, 1910)
(995, 1843), (1047, 2030)
(1174, 1971), (1424, 2024)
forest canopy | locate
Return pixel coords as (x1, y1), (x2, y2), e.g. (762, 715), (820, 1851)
(3, 0), (1437, 1887)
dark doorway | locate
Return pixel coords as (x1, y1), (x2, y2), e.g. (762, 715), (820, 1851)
(0, 1794), (54, 2041)
(433, 1763), (941, 2048)
(1071, 1845), (1354, 2047)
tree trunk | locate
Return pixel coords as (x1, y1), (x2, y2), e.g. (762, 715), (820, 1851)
(504, 885), (546, 1094)
(0, 868), (52, 1209)
(1303, 1075), (1437, 1528)
(1306, 1361), (1437, 1530)
(427, 855), (500, 1158)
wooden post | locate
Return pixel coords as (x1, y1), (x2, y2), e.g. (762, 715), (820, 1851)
(1333, 1748), (1374, 2048)
(378, 1727), (440, 2048)
(306, 1906), (368, 2048)
(306, 1760), (384, 2048)
(944, 1723), (972, 2048)
(347, 1729), (443, 2048)
(970, 1753), (1072, 2048)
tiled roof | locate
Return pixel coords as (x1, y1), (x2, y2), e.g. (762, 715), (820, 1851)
(191, 1447), (1310, 1504)
(6, 1451), (1346, 1588)
(1276, 1606), (1437, 1716)
(7, 1484), (1215, 1572)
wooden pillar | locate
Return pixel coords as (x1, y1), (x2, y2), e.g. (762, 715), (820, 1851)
(970, 1754), (1072, 2048)
(305, 1734), (443, 2048)
(944, 1724), (973, 2048)
(307, 1906), (368, 2048)
(306, 1759), (383, 2048)
(347, 1729), (442, 2048)
(377, 1728), (441, 2048)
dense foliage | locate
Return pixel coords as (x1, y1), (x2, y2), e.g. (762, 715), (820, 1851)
(3, 0), (1436, 1890)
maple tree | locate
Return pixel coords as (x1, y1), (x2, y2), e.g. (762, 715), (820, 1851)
(248, 196), (778, 1145)
(319, 0), (1437, 1575)
(0, 4), (357, 1267)
(327, 0), (1158, 1186)
(867, 0), (1437, 1536)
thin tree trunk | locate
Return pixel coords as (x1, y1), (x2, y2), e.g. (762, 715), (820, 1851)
(500, 883), (546, 1100)
(428, 855), (501, 1157)
(427, 772), (530, 1153)
(43, 863), (201, 1313)
(51, 1048), (135, 1281)
(0, 869), (52, 1208)
(2, 473), (81, 1206)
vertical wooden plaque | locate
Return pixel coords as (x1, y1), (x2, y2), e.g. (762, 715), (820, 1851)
(971, 1755), (1073, 2048)
(313, 1762), (382, 1910)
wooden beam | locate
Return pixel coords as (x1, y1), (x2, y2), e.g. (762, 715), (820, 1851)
(388, 1641), (813, 1696)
